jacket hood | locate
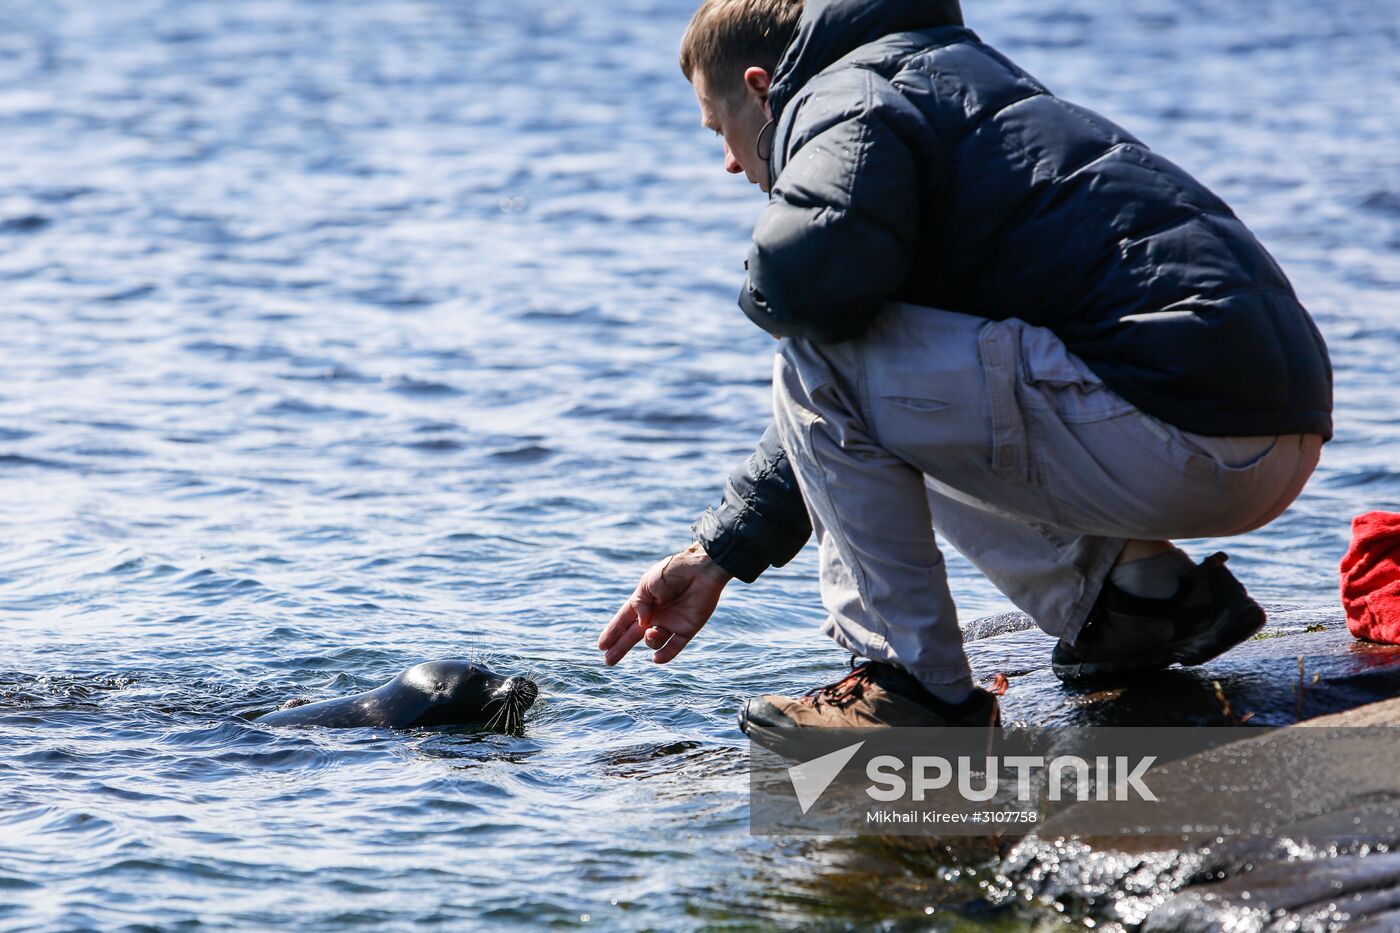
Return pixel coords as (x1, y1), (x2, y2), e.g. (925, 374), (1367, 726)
(769, 0), (963, 118)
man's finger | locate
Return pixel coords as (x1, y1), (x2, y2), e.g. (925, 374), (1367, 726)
(652, 632), (690, 664)
(598, 597), (641, 650)
(602, 621), (646, 666)
(643, 625), (670, 650)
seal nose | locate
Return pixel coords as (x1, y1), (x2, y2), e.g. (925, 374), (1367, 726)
(511, 677), (539, 710)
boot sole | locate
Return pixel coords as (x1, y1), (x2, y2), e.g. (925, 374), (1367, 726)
(739, 700), (1004, 762)
(741, 719), (1002, 764)
(737, 702), (803, 758)
(1053, 600), (1267, 685)
(742, 721), (810, 760)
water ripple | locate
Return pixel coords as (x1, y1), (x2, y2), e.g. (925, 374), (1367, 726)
(0, 0), (1394, 928)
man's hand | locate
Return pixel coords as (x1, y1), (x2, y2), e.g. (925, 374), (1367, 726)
(598, 543), (733, 665)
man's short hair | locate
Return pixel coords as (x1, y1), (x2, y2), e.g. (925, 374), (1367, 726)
(679, 0), (803, 99)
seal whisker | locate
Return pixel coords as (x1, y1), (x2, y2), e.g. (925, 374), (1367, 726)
(503, 695), (524, 735)
(492, 692), (524, 734)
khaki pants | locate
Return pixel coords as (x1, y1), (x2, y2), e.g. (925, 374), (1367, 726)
(772, 303), (1323, 690)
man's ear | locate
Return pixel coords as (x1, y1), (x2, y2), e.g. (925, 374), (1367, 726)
(742, 66), (772, 99)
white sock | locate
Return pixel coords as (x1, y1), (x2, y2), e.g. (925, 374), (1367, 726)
(1110, 546), (1196, 599)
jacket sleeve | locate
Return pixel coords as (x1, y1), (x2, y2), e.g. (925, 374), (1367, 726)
(740, 73), (920, 343)
(692, 421), (811, 583)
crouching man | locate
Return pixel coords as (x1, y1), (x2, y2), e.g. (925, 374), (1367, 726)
(597, 0), (1332, 740)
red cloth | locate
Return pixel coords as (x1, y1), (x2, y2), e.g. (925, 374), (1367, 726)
(1340, 511), (1400, 644)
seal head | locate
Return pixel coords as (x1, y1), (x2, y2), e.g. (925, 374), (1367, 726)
(258, 659), (538, 731)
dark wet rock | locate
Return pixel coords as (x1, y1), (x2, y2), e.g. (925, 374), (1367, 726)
(977, 603), (1400, 930)
(1004, 812), (1400, 931)
(966, 602), (1399, 727)
(1145, 851), (1400, 932)
(962, 610), (1038, 643)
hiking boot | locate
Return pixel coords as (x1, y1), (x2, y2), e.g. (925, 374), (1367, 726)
(1052, 551), (1267, 684)
(738, 660), (1001, 738)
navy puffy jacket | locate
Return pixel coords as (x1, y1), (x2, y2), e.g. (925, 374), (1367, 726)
(695, 0), (1334, 583)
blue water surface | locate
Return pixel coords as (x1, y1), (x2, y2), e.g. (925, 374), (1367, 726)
(1, 0), (1397, 929)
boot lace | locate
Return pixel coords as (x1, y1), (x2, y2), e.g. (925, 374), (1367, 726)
(803, 659), (874, 710)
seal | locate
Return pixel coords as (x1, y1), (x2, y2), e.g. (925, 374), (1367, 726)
(257, 659), (538, 731)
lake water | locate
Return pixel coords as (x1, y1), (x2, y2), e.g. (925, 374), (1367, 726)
(1, 0), (1397, 928)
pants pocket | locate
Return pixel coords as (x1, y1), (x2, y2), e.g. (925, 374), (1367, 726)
(1018, 323), (1138, 424)
(1175, 430), (1281, 474)
(1154, 421), (1283, 482)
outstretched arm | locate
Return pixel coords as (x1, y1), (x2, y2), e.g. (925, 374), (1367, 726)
(599, 423), (811, 665)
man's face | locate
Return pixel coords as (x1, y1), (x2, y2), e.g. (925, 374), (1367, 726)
(693, 68), (774, 192)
